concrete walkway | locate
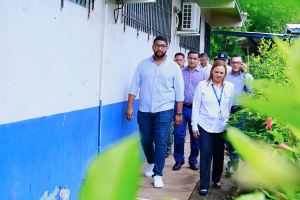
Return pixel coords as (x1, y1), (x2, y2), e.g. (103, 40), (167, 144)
(137, 132), (243, 200)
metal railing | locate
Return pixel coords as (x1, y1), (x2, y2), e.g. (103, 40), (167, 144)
(122, 0), (172, 42)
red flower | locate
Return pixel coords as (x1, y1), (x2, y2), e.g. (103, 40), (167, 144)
(265, 117), (272, 130)
(261, 51), (263, 53)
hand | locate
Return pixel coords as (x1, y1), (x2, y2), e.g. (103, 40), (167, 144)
(193, 130), (200, 139)
(242, 63), (248, 72)
(126, 106), (134, 121)
(174, 115), (183, 126)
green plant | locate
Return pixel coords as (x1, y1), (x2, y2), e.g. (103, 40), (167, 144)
(79, 135), (141, 200)
(227, 38), (300, 199)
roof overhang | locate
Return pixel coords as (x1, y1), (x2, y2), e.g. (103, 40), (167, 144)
(189, 0), (246, 27)
(212, 30), (299, 56)
(212, 30), (299, 39)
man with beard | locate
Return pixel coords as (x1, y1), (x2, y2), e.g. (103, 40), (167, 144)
(126, 36), (184, 188)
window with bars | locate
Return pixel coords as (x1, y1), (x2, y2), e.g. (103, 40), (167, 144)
(179, 36), (200, 52)
(204, 22), (211, 57)
(122, 0), (172, 43)
(68, 0), (87, 7)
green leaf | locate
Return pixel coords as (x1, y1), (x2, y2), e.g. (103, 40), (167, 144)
(227, 127), (300, 194)
(79, 135), (141, 200)
(267, 131), (284, 143)
(235, 191), (265, 200)
(262, 189), (280, 200)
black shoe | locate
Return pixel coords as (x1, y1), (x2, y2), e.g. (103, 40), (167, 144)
(172, 162), (185, 170)
(189, 163), (199, 170)
(166, 148), (172, 158)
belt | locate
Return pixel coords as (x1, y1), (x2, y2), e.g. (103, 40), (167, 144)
(183, 104), (192, 108)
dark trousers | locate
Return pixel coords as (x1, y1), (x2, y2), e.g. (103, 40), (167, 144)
(173, 106), (199, 163)
(198, 125), (225, 190)
(137, 109), (174, 176)
(227, 106), (243, 169)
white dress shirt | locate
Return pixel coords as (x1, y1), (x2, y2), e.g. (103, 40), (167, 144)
(191, 80), (234, 133)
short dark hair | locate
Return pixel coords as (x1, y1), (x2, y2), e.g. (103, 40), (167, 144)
(188, 50), (200, 58)
(231, 54), (244, 62)
(174, 53), (185, 59)
(200, 53), (209, 58)
(153, 36), (168, 45)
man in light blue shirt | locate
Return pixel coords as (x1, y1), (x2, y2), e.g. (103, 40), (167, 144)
(225, 54), (253, 177)
(126, 36), (184, 188)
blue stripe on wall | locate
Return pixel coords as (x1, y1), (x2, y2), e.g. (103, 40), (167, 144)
(0, 106), (99, 200)
(100, 100), (139, 151)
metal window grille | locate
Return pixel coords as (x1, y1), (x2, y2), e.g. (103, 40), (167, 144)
(122, 0), (172, 43)
(179, 17), (201, 52)
(68, 0), (87, 7)
(179, 36), (200, 52)
(204, 22), (211, 57)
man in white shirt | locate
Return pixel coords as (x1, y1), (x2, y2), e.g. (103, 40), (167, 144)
(199, 53), (212, 77)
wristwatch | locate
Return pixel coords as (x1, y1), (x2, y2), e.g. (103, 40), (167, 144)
(176, 112), (182, 116)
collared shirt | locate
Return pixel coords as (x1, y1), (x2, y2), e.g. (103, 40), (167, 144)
(129, 55), (184, 113)
(191, 80), (234, 133)
(199, 63), (212, 77)
(226, 71), (253, 106)
(226, 65), (232, 73)
(182, 66), (208, 104)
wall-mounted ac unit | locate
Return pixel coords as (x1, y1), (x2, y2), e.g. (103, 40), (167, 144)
(181, 2), (201, 32)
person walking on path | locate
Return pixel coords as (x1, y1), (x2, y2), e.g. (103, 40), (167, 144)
(126, 36), (184, 188)
(225, 54), (253, 177)
(192, 60), (234, 195)
(217, 52), (232, 72)
(172, 50), (208, 171)
(199, 53), (212, 77)
(174, 52), (186, 68)
(166, 52), (187, 157)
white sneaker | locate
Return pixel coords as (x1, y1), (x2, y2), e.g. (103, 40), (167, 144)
(153, 175), (164, 188)
(145, 163), (154, 177)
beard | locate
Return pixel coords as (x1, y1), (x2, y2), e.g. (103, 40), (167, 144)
(154, 50), (166, 58)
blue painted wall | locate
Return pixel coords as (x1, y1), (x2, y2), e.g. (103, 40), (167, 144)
(0, 100), (141, 199)
(100, 100), (139, 151)
(0, 107), (99, 200)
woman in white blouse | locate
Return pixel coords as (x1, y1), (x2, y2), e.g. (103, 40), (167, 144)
(192, 60), (234, 195)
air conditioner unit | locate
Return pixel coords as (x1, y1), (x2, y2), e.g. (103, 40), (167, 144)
(181, 2), (201, 32)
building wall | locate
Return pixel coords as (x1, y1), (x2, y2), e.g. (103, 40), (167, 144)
(0, 0), (205, 199)
(0, 1), (103, 199)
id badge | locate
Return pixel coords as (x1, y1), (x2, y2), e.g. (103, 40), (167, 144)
(218, 107), (224, 120)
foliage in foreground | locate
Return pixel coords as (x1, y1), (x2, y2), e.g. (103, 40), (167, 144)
(227, 38), (300, 199)
(78, 135), (141, 200)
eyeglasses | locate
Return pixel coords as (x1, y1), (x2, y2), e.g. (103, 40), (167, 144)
(154, 44), (168, 49)
(231, 62), (242, 65)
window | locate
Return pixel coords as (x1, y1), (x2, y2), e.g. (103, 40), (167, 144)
(180, 36), (200, 52)
(68, 0), (87, 7)
(122, 0), (172, 43)
(204, 22), (211, 57)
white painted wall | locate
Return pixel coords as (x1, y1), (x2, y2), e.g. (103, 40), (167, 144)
(100, 0), (186, 106)
(0, 0), (103, 124)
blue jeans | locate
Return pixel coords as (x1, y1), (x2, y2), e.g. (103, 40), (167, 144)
(227, 106), (242, 170)
(137, 109), (174, 176)
(173, 106), (199, 163)
(198, 125), (225, 190)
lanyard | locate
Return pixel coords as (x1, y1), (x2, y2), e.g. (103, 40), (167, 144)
(212, 84), (225, 106)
